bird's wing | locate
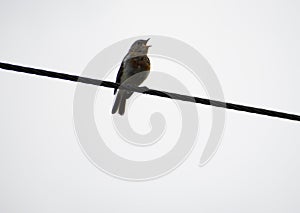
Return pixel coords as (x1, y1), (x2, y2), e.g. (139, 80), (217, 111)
(114, 60), (124, 95)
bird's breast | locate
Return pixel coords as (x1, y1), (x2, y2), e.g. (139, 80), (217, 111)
(120, 55), (150, 86)
(128, 56), (150, 72)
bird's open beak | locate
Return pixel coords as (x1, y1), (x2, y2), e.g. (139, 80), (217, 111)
(145, 38), (151, 47)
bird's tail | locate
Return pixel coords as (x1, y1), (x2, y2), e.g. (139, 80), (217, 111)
(118, 95), (126, 115)
(112, 92), (127, 115)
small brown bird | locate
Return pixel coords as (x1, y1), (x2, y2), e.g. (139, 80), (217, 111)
(112, 39), (151, 115)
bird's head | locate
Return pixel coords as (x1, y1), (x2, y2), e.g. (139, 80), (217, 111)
(129, 38), (151, 55)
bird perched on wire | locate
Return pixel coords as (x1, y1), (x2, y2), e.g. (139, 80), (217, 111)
(112, 39), (151, 115)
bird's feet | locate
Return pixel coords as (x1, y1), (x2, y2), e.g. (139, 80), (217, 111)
(139, 86), (150, 92)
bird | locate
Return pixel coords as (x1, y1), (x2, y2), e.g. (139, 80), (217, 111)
(112, 39), (151, 115)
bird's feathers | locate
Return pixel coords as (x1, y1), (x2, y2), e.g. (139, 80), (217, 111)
(112, 39), (151, 115)
(114, 60), (124, 95)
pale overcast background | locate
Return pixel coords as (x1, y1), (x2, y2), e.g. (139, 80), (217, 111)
(0, 0), (300, 212)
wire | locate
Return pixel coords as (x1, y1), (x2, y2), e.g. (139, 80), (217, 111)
(0, 61), (299, 122)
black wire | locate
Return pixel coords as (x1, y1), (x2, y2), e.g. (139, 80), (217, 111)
(0, 61), (299, 122)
